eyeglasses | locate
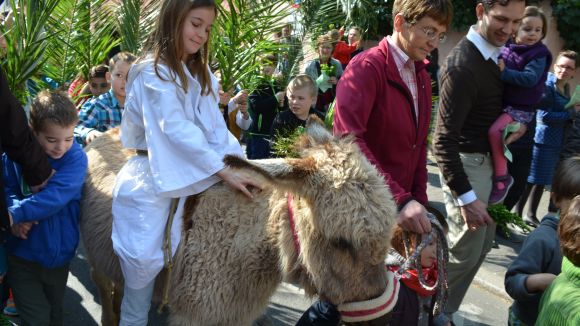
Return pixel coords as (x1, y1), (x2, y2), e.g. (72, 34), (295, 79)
(556, 64), (575, 71)
(406, 21), (447, 43)
(417, 26), (447, 43)
(90, 82), (109, 88)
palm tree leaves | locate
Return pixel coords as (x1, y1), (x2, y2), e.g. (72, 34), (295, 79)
(0, 0), (121, 104)
(0, 0), (61, 102)
(117, 0), (160, 54)
(211, 0), (292, 92)
(45, 0), (120, 84)
(299, 0), (391, 40)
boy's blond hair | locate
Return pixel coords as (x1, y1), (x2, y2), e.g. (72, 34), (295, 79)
(108, 51), (137, 72)
(287, 74), (317, 98)
(29, 90), (79, 132)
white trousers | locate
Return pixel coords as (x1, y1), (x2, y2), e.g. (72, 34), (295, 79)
(119, 278), (155, 326)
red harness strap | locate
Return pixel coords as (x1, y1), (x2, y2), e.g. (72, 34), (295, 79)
(287, 193), (301, 255)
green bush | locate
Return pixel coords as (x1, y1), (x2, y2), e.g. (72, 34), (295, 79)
(552, 0), (580, 52)
(450, 0), (476, 31)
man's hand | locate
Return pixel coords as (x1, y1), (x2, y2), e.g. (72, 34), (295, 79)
(504, 123), (527, 145)
(459, 199), (493, 231)
(397, 200), (431, 234)
(30, 169), (56, 193)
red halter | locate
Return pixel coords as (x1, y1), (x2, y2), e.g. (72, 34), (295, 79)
(286, 193), (301, 255)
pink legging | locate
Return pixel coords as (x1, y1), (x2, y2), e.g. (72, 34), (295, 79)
(488, 112), (514, 178)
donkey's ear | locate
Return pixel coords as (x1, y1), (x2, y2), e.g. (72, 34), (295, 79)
(223, 155), (317, 194)
(293, 115), (333, 154)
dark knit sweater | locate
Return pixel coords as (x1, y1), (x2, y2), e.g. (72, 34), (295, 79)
(433, 38), (504, 197)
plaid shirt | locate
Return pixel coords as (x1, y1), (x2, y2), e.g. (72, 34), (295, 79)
(387, 36), (419, 120)
(75, 89), (122, 144)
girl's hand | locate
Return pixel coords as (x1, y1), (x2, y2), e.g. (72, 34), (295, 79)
(498, 58), (505, 72)
(328, 77), (337, 85)
(217, 167), (262, 199)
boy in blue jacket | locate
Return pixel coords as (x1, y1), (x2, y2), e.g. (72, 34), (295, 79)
(2, 90), (88, 326)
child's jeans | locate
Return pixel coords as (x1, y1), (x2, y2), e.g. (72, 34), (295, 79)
(296, 300), (340, 326)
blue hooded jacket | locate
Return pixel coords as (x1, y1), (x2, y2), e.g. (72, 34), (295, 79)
(2, 142), (87, 268)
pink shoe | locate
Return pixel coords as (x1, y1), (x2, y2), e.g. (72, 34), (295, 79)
(489, 175), (514, 205)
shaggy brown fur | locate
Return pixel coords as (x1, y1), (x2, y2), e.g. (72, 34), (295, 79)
(80, 121), (397, 326)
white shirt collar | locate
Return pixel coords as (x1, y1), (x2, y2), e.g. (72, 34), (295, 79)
(466, 25), (503, 64)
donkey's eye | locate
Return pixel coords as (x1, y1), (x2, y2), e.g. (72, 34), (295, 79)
(331, 237), (353, 250)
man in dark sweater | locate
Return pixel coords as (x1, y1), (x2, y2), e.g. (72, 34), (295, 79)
(0, 68), (53, 237)
(432, 0), (525, 323)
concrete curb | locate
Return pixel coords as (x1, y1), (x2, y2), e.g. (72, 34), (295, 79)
(472, 273), (512, 302)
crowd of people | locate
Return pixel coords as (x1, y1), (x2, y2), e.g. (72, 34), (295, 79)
(0, 0), (579, 325)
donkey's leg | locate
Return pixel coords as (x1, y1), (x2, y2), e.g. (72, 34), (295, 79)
(91, 268), (120, 326)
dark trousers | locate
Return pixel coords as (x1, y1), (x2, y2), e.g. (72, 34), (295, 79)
(296, 300), (340, 326)
(504, 146), (533, 211)
(246, 135), (271, 159)
(7, 255), (69, 326)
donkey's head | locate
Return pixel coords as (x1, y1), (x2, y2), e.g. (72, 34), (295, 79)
(225, 118), (396, 308)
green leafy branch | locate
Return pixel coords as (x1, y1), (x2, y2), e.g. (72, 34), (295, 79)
(488, 204), (531, 237)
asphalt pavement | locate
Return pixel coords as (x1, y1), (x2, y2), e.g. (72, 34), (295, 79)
(9, 159), (550, 325)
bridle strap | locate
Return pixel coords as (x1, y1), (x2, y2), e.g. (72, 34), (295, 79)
(287, 193), (301, 256)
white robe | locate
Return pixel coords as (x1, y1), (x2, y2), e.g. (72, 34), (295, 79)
(111, 60), (243, 289)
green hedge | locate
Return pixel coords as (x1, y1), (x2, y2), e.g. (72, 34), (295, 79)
(552, 0), (580, 52)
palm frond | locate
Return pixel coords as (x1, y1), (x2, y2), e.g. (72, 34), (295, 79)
(117, 0), (161, 54)
(211, 0), (292, 92)
(0, 0), (61, 103)
(44, 0), (120, 85)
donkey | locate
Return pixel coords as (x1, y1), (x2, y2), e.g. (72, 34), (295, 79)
(80, 120), (397, 325)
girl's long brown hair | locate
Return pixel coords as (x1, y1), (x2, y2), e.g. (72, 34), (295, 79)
(143, 0), (216, 95)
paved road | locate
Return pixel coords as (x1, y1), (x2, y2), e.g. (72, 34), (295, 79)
(9, 159), (550, 325)
(54, 249), (510, 326)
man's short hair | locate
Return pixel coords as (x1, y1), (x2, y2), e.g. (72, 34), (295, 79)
(559, 195), (580, 267)
(392, 0), (454, 28)
(109, 51), (137, 72)
(552, 156), (580, 204)
(29, 90), (79, 132)
(89, 64), (109, 79)
(478, 0), (525, 12)
(287, 74), (317, 98)
(557, 50), (578, 69)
